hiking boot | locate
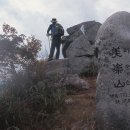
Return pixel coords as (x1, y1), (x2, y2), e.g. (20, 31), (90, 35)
(47, 58), (53, 61)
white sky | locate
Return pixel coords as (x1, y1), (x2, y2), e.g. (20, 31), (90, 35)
(0, 0), (130, 57)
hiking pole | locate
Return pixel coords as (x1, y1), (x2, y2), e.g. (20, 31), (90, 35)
(47, 35), (51, 49)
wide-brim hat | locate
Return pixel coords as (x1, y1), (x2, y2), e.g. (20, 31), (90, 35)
(51, 18), (57, 22)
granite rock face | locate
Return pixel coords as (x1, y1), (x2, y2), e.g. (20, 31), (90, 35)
(67, 21), (101, 43)
(45, 57), (98, 76)
(66, 35), (95, 58)
(62, 21), (101, 58)
(96, 11), (130, 130)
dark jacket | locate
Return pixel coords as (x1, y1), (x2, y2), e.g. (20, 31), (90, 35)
(47, 23), (63, 37)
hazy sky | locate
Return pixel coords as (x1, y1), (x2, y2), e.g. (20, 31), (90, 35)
(0, 0), (130, 57)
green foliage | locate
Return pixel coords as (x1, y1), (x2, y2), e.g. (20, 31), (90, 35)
(0, 23), (42, 78)
(0, 61), (67, 130)
(0, 23), (67, 130)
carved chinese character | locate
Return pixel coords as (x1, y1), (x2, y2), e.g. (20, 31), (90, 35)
(110, 47), (122, 58)
(114, 80), (125, 88)
(112, 63), (123, 74)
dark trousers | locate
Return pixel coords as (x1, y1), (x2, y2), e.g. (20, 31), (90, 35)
(62, 41), (71, 58)
(49, 36), (61, 59)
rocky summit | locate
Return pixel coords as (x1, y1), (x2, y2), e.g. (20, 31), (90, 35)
(45, 21), (101, 75)
(44, 21), (101, 90)
(96, 11), (130, 130)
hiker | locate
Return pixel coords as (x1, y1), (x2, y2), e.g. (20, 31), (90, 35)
(46, 18), (64, 61)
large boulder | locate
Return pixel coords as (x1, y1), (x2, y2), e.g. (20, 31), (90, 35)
(66, 35), (95, 58)
(44, 57), (98, 76)
(96, 11), (130, 130)
(67, 20), (101, 42)
(44, 58), (93, 90)
(62, 21), (101, 58)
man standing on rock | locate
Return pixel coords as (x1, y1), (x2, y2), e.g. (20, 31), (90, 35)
(46, 18), (64, 61)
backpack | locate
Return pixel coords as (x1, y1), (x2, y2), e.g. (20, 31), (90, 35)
(56, 24), (64, 36)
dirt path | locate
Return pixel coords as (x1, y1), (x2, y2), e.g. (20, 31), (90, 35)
(52, 77), (96, 130)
